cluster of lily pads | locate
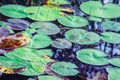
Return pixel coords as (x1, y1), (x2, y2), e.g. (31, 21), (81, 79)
(0, 0), (120, 80)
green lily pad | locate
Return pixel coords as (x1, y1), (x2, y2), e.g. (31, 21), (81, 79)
(108, 58), (120, 67)
(11, 47), (41, 61)
(24, 6), (60, 21)
(58, 15), (88, 27)
(0, 56), (27, 68)
(0, 4), (29, 18)
(89, 16), (102, 22)
(106, 68), (120, 80)
(38, 76), (62, 80)
(19, 66), (41, 76)
(101, 21), (120, 31)
(49, 0), (69, 5)
(80, 1), (120, 18)
(28, 34), (51, 49)
(51, 38), (72, 49)
(65, 29), (100, 45)
(30, 22), (60, 35)
(51, 62), (79, 76)
(76, 49), (108, 65)
(101, 32), (120, 44)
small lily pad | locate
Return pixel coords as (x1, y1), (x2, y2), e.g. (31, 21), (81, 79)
(108, 58), (120, 67)
(76, 49), (108, 65)
(51, 62), (79, 76)
(38, 76), (62, 80)
(89, 16), (102, 22)
(101, 21), (120, 31)
(65, 29), (100, 45)
(106, 68), (120, 80)
(0, 4), (29, 18)
(51, 38), (72, 49)
(28, 34), (51, 49)
(0, 27), (9, 37)
(101, 32), (120, 44)
(49, 0), (69, 5)
(30, 22), (60, 35)
(58, 15), (88, 27)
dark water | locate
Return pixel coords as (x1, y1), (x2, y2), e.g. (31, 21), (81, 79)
(0, 0), (120, 80)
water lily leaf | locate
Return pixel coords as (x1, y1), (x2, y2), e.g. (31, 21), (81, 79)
(65, 29), (100, 45)
(24, 6), (60, 21)
(19, 66), (41, 76)
(101, 32), (120, 44)
(51, 38), (72, 49)
(0, 4), (29, 18)
(108, 58), (120, 67)
(49, 0), (69, 5)
(5, 18), (30, 30)
(89, 16), (102, 22)
(101, 21), (120, 31)
(28, 78), (35, 80)
(38, 76), (62, 80)
(76, 49), (108, 65)
(80, 1), (120, 18)
(11, 47), (41, 61)
(0, 27), (9, 37)
(28, 34), (51, 49)
(30, 22), (60, 35)
(51, 62), (79, 76)
(0, 56), (27, 68)
(58, 15), (88, 27)
(106, 68), (120, 80)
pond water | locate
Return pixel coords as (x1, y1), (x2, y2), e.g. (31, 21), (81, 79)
(0, 0), (120, 80)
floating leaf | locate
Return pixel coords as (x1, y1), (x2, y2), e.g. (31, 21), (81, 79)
(76, 49), (108, 65)
(30, 22), (60, 35)
(0, 27), (9, 37)
(101, 21), (120, 31)
(101, 32), (120, 44)
(106, 68), (120, 80)
(28, 34), (51, 49)
(38, 76), (62, 80)
(48, 0), (69, 5)
(58, 15), (88, 27)
(65, 29), (100, 45)
(80, 1), (120, 18)
(51, 38), (72, 49)
(51, 62), (79, 76)
(108, 58), (120, 67)
(0, 4), (29, 18)
(89, 16), (102, 22)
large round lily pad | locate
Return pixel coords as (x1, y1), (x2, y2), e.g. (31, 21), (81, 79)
(38, 76), (62, 80)
(51, 62), (79, 76)
(0, 27), (9, 37)
(76, 49), (108, 65)
(0, 4), (29, 18)
(58, 15), (88, 27)
(30, 22), (60, 35)
(28, 34), (51, 49)
(80, 1), (120, 18)
(65, 29), (100, 45)
(51, 38), (72, 49)
(101, 21), (120, 31)
(106, 68), (120, 80)
(101, 32), (120, 44)
(24, 6), (60, 21)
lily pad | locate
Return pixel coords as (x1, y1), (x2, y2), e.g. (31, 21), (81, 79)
(51, 62), (79, 76)
(101, 21), (120, 31)
(51, 38), (72, 49)
(106, 68), (120, 80)
(5, 18), (30, 30)
(65, 29), (100, 45)
(24, 6), (60, 21)
(80, 1), (120, 18)
(28, 34), (51, 49)
(30, 22), (60, 35)
(89, 16), (102, 22)
(0, 27), (9, 37)
(38, 76), (62, 80)
(76, 49), (108, 65)
(108, 58), (120, 67)
(0, 4), (29, 18)
(58, 15), (88, 27)
(101, 32), (120, 44)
